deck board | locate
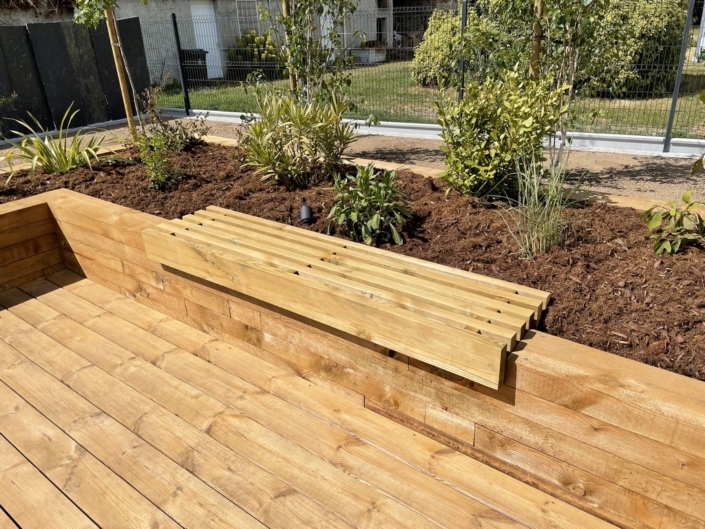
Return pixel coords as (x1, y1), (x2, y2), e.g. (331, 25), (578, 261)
(0, 509), (18, 529)
(34, 270), (616, 529)
(0, 382), (178, 529)
(0, 272), (619, 528)
(27, 279), (520, 529)
(0, 433), (97, 529)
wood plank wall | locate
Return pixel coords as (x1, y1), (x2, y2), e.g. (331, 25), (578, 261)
(0, 203), (64, 292)
(10, 189), (705, 529)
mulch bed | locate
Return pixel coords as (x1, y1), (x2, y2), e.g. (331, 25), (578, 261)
(2, 142), (704, 380)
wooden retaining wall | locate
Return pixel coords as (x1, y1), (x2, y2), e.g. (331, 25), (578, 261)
(0, 202), (63, 292)
(2, 189), (705, 529)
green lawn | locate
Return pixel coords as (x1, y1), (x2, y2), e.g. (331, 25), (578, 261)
(162, 61), (705, 139)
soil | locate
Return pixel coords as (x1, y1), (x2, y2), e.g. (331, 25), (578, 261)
(2, 142), (704, 380)
(5, 117), (703, 201)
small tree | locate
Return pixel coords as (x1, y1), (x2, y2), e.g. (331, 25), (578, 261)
(258, 0), (360, 102)
(480, 0), (611, 161)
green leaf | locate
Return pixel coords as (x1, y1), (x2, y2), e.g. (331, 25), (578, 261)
(390, 225), (403, 245)
(646, 212), (662, 231)
(683, 190), (693, 204)
(369, 213), (380, 230)
(692, 157), (704, 177)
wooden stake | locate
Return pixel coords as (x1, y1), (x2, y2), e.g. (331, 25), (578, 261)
(529, 0), (544, 81)
(281, 0), (297, 92)
(105, 8), (137, 141)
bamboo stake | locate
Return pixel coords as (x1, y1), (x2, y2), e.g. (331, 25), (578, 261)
(105, 8), (137, 140)
(529, 0), (544, 81)
(282, 0), (297, 92)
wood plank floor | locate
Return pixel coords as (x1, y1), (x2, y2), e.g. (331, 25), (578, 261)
(0, 271), (615, 529)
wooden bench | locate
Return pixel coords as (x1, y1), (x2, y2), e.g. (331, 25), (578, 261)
(143, 207), (550, 389)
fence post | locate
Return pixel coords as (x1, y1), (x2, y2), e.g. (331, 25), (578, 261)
(664, 0), (696, 153)
(457, 0), (468, 102)
(171, 13), (191, 116)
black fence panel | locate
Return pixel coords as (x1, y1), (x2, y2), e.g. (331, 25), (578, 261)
(0, 26), (53, 137)
(90, 20), (129, 121)
(27, 21), (89, 127)
(62, 22), (110, 124)
(117, 16), (151, 106)
(0, 17), (149, 137)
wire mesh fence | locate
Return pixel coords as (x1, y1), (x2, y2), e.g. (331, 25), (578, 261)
(137, 0), (705, 140)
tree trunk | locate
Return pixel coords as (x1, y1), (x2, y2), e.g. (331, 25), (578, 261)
(530, 0), (544, 81)
(105, 8), (137, 140)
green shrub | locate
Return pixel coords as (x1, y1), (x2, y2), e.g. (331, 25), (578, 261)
(413, 2), (687, 96)
(242, 91), (356, 188)
(643, 191), (705, 255)
(132, 86), (210, 191)
(1, 104), (112, 184)
(136, 129), (176, 191)
(226, 30), (285, 82)
(411, 9), (519, 88)
(139, 86), (210, 151)
(328, 163), (411, 245)
(411, 10), (461, 88)
(436, 70), (566, 196)
(580, 0), (687, 95)
(501, 159), (576, 258)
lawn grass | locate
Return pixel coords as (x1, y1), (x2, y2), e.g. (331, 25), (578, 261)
(161, 61), (705, 139)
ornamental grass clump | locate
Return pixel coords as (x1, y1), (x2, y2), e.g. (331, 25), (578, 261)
(1, 104), (109, 184)
(501, 158), (576, 258)
(243, 91), (356, 189)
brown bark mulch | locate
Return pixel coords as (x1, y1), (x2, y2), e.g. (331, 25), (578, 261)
(2, 142), (704, 380)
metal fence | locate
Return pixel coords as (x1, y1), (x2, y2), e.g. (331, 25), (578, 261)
(138, 0), (705, 140)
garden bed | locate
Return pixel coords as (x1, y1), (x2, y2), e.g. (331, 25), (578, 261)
(2, 141), (704, 380)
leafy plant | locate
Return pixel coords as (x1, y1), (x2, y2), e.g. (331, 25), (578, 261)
(328, 163), (411, 245)
(1, 104), (110, 184)
(138, 85), (210, 152)
(411, 9), (521, 88)
(501, 157), (576, 258)
(136, 128), (176, 191)
(130, 86), (209, 191)
(242, 91), (356, 188)
(258, 0), (360, 103)
(226, 30), (285, 82)
(643, 191), (705, 255)
(436, 69), (566, 196)
(0, 92), (16, 109)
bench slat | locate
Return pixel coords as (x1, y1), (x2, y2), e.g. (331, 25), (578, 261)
(144, 208), (551, 390)
(173, 219), (520, 347)
(144, 226), (507, 389)
(205, 206), (551, 313)
(186, 214), (536, 324)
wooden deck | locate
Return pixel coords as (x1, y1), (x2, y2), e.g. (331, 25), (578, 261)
(0, 271), (610, 528)
(2, 189), (705, 528)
